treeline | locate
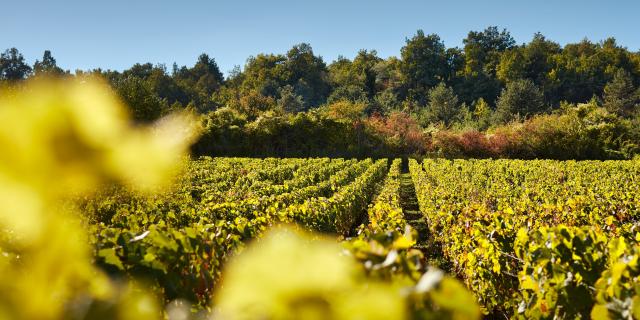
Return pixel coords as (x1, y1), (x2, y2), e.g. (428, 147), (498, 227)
(2, 26), (640, 159)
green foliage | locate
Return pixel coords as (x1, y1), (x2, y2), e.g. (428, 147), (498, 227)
(348, 158), (482, 319)
(10, 67), (640, 320)
(593, 238), (640, 319)
(362, 159), (404, 232)
(93, 221), (244, 308)
(409, 158), (640, 318)
(429, 100), (640, 160)
(424, 82), (460, 125)
(82, 155), (482, 318)
(325, 100), (367, 122)
(277, 84), (305, 113)
(496, 49), (526, 84)
(463, 26), (515, 76)
(173, 54), (224, 112)
(604, 69), (640, 118)
(193, 108), (405, 158)
(401, 30), (449, 104)
(0, 47), (32, 81)
(471, 98), (493, 130)
(113, 75), (168, 122)
(374, 89), (402, 114)
(495, 78), (545, 123)
(514, 226), (609, 319)
(328, 50), (382, 103)
(3, 28), (640, 160)
(239, 43), (330, 110)
(327, 84), (368, 104)
(33, 50), (66, 76)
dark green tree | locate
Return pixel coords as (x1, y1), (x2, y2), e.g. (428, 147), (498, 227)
(495, 79), (545, 123)
(552, 38), (639, 104)
(148, 64), (188, 105)
(328, 50), (381, 101)
(277, 85), (305, 113)
(121, 63), (188, 106)
(0, 48), (32, 81)
(400, 30), (448, 104)
(444, 47), (465, 85)
(457, 26), (515, 105)
(191, 53), (225, 92)
(521, 34), (560, 85)
(425, 82), (460, 125)
(372, 89), (401, 115)
(285, 43), (330, 108)
(603, 69), (639, 117)
(350, 50), (382, 98)
(463, 26), (515, 76)
(33, 50), (65, 76)
(114, 76), (167, 122)
(236, 44), (329, 110)
(122, 62), (155, 78)
(174, 53), (225, 112)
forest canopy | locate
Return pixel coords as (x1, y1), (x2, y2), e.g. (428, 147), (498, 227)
(2, 26), (639, 159)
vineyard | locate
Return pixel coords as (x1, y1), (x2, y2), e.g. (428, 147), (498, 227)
(3, 9), (640, 317)
(1, 82), (639, 318)
(87, 157), (389, 305)
(0, 82), (481, 319)
(74, 156), (640, 319)
(410, 159), (640, 319)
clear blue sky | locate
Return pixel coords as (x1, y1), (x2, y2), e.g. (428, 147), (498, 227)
(2, 0), (638, 76)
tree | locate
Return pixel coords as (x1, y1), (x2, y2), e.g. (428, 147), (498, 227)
(327, 85), (368, 104)
(496, 33), (560, 88)
(173, 53), (225, 111)
(553, 38), (639, 104)
(33, 50), (65, 76)
(426, 82), (460, 125)
(603, 69), (639, 117)
(455, 71), (502, 108)
(0, 48), (32, 81)
(122, 62), (155, 78)
(457, 27), (515, 105)
(444, 47), (465, 85)
(373, 89), (401, 114)
(237, 44), (330, 110)
(353, 50), (382, 97)
(372, 57), (403, 93)
(497, 49), (526, 84)
(463, 26), (515, 76)
(285, 43), (330, 108)
(120, 63), (187, 106)
(240, 53), (287, 97)
(277, 85), (305, 113)
(113, 76), (167, 123)
(473, 98), (493, 130)
(325, 100), (367, 123)
(235, 90), (276, 120)
(400, 30), (448, 104)
(495, 79), (544, 123)
(328, 50), (382, 101)
(192, 53), (225, 92)
(521, 33), (560, 84)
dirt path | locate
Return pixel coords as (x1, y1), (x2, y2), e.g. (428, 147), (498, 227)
(399, 161), (450, 271)
(399, 172), (429, 246)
